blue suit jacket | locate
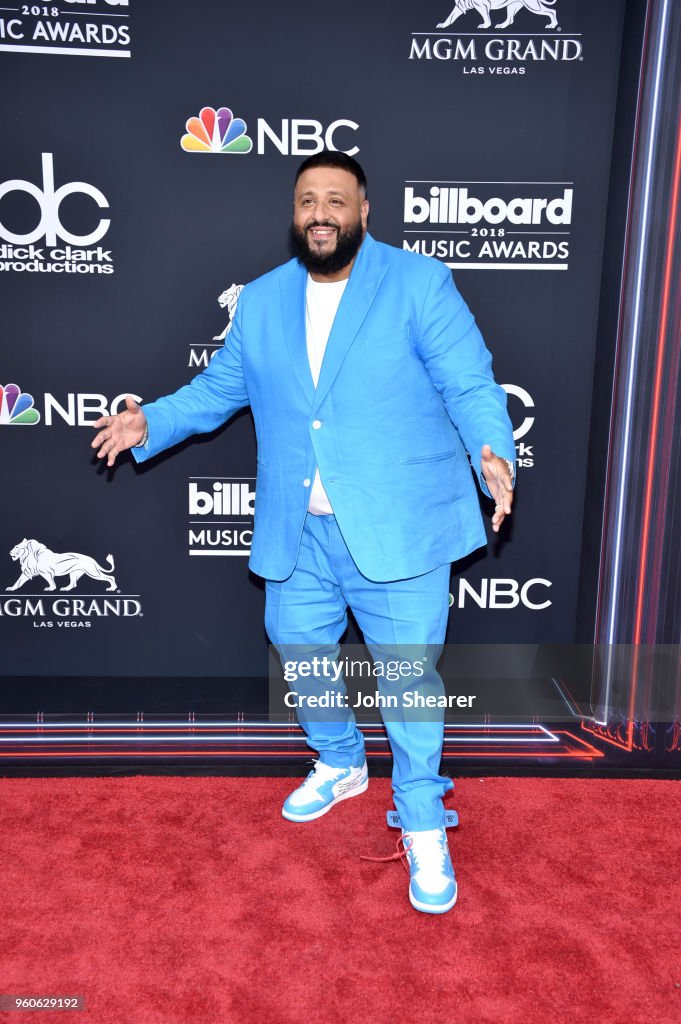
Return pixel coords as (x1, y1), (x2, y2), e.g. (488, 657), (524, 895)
(133, 233), (515, 581)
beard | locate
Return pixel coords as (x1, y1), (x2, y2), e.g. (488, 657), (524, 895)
(288, 216), (365, 275)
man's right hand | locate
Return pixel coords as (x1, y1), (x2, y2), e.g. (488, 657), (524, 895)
(91, 396), (147, 467)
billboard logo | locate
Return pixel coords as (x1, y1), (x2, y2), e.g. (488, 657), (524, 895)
(403, 180), (572, 270)
(188, 477), (254, 556)
(404, 186), (572, 227)
(437, 0), (559, 31)
(180, 106), (359, 157)
(0, 384), (40, 425)
(63, 1), (129, 7)
(189, 482), (255, 517)
(181, 107), (253, 154)
(0, 1), (131, 59)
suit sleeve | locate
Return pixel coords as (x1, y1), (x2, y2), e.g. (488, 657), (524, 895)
(415, 261), (516, 498)
(132, 291), (250, 464)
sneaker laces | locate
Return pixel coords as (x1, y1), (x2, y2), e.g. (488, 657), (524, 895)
(404, 829), (448, 876)
(297, 760), (345, 793)
(360, 828), (447, 876)
(360, 834), (414, 875)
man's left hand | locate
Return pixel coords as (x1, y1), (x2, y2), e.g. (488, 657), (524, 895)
(481, 443), (514, 533)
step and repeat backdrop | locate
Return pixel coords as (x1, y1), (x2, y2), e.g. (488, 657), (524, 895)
(1, 1), (626, 690)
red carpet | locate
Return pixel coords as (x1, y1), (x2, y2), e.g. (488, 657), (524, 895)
(0, 775), (679, 1024)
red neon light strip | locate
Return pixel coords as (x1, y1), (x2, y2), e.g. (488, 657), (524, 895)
(581, 720), (632, 752)
(0, 726), (551, 737)
(0, 751), (599, 759)
(628, 106), (681, 745)
(0, 732), (602, 759)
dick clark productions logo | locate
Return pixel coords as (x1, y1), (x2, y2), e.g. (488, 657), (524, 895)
(0, 153), (114, 275)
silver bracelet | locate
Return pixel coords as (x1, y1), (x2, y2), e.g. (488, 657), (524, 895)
(135, 422), (149, 448)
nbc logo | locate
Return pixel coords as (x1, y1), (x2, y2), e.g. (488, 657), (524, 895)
(449, 578), (552, 610)
(180, 105), (360, 157)
(0, 384), (40, 425)
(181, 107), (253, 154)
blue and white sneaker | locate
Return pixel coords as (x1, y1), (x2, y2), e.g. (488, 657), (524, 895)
(402, 826), (457, 914)
(282, 760), (368, 822)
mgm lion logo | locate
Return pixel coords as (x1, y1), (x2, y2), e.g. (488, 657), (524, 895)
(213, 283), (244, 342)
(6, 539), (117, 593)
(437, 0), (559, 30)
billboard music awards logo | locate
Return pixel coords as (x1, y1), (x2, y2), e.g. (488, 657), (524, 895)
(0, 537), (143, 627)
(0, 153), (114, 276)
(180, 106), (360, 157)
(189, 284), (244, 369)
(409, 1), (582, 74)
(188, 477), (255, 557)
(0, 386), (142, 426)
(0, 0), (131, 59)
(403, 180), (573, 269)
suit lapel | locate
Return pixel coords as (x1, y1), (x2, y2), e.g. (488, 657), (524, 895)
(279, 259), (315, 405)
(278, 233), (389, 409)
(312, 233), (389, 410)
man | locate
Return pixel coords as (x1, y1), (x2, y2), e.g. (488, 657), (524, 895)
(91, 152), (515, 915)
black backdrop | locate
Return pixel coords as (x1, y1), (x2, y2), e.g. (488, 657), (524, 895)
(1, 2), (628, 711)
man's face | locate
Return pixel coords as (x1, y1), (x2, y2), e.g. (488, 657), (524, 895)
(289, 166), (369, 277)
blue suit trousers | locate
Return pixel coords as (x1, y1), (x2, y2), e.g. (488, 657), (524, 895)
(265, 512), (454, 831)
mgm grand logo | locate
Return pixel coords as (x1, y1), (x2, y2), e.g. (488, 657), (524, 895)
(410, 1), (583, 69)
(1, 538), (142, 624)
(437, 0), (559, 30)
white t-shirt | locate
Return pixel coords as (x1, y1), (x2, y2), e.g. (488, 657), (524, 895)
(305, 273), (348, 515)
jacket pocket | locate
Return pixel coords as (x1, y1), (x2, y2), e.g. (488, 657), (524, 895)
(399, 449), (457, 465)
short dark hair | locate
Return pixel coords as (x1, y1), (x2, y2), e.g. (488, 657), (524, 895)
(294, 152), (367, 196)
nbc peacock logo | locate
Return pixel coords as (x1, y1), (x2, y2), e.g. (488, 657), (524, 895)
(0, 384), (40, 425)
(181, 106), (253, 154)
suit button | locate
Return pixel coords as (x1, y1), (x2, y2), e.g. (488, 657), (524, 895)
(303, 478), (311, 487)
(312, 419), (322, 429)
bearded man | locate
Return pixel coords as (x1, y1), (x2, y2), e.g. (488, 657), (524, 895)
(91, 152), (515, 915)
